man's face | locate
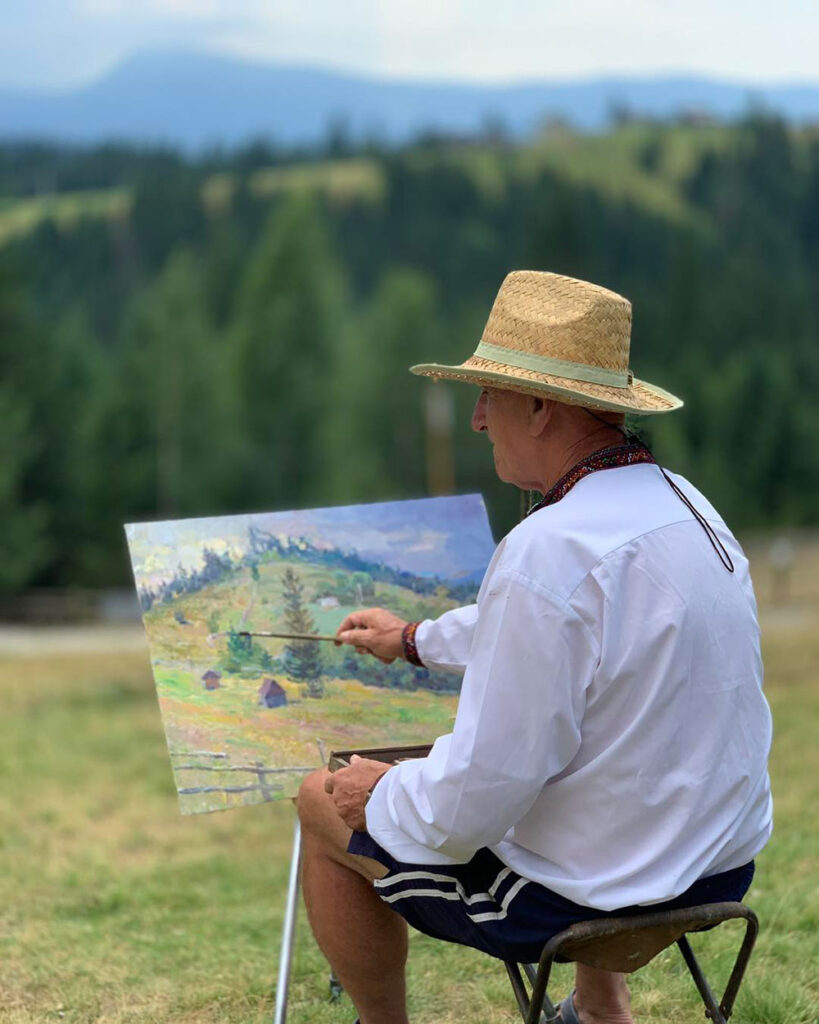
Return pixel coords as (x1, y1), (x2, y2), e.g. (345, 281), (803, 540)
(471, 387), (532, 485)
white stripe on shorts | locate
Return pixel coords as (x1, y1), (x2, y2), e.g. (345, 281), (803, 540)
(375, 865), (512, 906)
(467, 876), (530, 922)
(375, 865), (529, 922)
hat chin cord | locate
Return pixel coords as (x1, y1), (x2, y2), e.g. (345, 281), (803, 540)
(582, 409), (735, 574)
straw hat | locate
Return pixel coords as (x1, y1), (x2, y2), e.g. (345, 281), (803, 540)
(410, 271), (682, 415)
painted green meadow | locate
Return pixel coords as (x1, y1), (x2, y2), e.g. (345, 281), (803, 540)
(2, 544), (818, 1022)
(125, 496), (494, 814)
(143, 558), (463, 813)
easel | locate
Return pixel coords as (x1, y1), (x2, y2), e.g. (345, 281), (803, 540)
(271, 745), (432, 1022)
(272, 816), (303, 1024)
(274, 815), (347, 1022)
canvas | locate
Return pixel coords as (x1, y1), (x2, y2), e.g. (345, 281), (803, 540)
(125, 495), (495, 815)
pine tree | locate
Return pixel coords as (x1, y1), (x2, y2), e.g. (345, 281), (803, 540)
(0, 390), (50, 591)
(0, 265), (51, 590)
(223, 628), (252, 674)
(281, 567), (324, 697)
(115, 247), (239, 521)
(319, 268), (436, 503)
(231, 194), (347, 507)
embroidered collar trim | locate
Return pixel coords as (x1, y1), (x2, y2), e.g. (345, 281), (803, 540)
(527, 442), (655, 516)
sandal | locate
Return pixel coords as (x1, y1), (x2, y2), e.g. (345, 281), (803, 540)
(555, 990), (582, 1023)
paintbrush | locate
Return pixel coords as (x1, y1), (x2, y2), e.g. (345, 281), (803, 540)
(206, 629), (340, 646)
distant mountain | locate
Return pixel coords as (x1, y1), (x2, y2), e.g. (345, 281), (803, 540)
(1, 51), (818, 149)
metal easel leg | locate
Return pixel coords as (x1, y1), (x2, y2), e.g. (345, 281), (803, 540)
(273, 817), (303, 1024)
(329, 967), (344, 1001)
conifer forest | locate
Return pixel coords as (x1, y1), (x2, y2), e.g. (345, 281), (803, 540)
(2, 114), (818, 592)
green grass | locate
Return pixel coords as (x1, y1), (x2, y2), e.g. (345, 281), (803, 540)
(0, 158), (385, 248)
(1, 598), (818, 1022)
(404, 121), (736, 232)
(519, 131), (710, 229)
(248, 158), (384, 203)
(0, 187), (130, 246)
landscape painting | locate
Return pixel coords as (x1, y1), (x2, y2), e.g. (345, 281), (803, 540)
(125, 495), (495, 815)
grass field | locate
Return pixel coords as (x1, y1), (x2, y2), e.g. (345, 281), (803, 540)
(0, 187), (130, 246)
(2, 566), (818, 1022)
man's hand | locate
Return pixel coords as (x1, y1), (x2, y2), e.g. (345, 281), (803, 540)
(335, 607), (407, 663)
(324, 755), (392, 832)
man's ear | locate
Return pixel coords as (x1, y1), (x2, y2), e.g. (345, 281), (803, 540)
(528, 396), (554, 437)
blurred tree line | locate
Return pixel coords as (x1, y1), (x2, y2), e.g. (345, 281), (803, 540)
(1, 114), (818, 592)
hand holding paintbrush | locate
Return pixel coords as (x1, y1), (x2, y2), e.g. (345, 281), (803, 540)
(334, 607), (408, 664)
(206, 607), (408, 664)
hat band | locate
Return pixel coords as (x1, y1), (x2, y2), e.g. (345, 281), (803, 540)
(474, 340), (629, 388)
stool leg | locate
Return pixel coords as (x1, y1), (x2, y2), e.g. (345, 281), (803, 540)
(505, 962), (532, 1021)
(504, 961), (557, 1024)
(719, 913), (758, 1020)
(527, 954), (559, 1024)
(677, 936), (726, 1024)
(522, 964), (558, 1022)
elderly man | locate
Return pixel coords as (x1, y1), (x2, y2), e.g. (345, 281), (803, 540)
(297, 271), (772, 1024)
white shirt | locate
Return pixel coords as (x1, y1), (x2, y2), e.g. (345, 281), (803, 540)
(365, 463), (773, 911)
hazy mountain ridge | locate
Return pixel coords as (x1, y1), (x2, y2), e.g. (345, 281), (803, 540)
(2, 50), (818, 149)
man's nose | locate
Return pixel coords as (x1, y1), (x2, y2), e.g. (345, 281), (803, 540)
(471, 392), (488, 433)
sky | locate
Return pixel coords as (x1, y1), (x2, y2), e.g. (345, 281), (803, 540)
(4, 0), (819, 91)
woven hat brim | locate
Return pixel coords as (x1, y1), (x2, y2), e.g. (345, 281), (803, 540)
(410, 354), (682, 416)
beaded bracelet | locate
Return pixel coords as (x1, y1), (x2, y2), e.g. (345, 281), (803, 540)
(401, 621), (425, 667)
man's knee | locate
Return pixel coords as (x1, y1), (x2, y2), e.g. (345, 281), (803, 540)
(296, 767), (333, 832)
(297, 769), (386, 881)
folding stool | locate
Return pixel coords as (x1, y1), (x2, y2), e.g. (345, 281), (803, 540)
(504, 901), (758, 1024)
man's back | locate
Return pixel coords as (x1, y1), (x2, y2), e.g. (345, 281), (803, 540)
(492, 462), (773, 908)
(368, 463), (773, 909)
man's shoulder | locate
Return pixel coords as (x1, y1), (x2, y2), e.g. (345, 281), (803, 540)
(497, 464), (732, 602)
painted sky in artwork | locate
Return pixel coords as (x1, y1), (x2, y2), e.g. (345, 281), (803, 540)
(127, 494), (493, 589)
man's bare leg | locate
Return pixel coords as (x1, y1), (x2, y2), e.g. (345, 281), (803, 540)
(298, 770), (634, 1024)
(572, 964), (633, 1024)
(297, 769), (410, 1024)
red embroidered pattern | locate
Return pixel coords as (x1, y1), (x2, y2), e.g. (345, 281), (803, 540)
(401, 620), (424, 667)
(528, 442), (656, 515)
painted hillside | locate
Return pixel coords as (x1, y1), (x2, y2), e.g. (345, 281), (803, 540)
(126, 496), (495, 814)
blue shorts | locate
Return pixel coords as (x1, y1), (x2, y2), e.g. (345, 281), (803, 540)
(348, 831), (754, 964)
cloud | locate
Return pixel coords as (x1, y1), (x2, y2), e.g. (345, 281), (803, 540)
(79, 0), (225, 16)
(404, 529), (446, 554)
(203, 0), (819, 84)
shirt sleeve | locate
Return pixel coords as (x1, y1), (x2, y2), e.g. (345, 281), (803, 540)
(365, 568), (596, 864)
(414, 604), (478, 674)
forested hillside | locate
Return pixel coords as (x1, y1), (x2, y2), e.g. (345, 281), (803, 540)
(2, 115), (818, 591)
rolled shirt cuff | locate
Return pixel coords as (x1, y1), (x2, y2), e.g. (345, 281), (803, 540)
(364, 747), (466, 866)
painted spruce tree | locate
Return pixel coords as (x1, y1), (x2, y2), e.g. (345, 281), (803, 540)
(281, 567), (324, 697)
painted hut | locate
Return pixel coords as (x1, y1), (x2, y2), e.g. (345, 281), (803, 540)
(201, 669), (222, 690)
(258, 677), (288, 709)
